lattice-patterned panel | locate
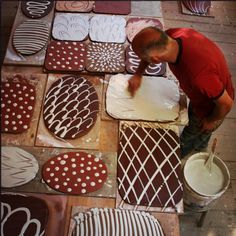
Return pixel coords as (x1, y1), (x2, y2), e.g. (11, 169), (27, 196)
(118, 124), (183, 208)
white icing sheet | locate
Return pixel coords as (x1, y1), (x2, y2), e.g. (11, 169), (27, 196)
(1, 147), (39, 188)
(106, 74), (180, 121)
(89, 15), (126, 43)
(52, 13), (89, 41)
(126, 18), (163, 42)
(73, 208), (164, 236)
(1, 202), (45, 235)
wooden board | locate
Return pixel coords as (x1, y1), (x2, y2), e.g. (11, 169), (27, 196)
(3, 2), (54, 66)
(1, 72), (47, 146)
(1, 146), (117, 198)
(35, 73), (103, 150)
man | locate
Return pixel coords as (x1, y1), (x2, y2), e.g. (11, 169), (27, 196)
(128, 27), (234, 157)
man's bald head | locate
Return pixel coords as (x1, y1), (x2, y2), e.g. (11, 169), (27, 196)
(132, 27), (169, 60)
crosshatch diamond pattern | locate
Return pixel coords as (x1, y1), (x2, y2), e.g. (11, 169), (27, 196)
(117, 124), (183, 209)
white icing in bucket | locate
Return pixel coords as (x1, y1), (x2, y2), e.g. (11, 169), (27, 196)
(184, 159), (224, 195)
(183, 152), (230, 212)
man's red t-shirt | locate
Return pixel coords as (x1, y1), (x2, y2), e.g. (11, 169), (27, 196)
(166, 28), (234, 118)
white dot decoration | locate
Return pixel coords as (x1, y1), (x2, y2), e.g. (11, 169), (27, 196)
(1, 81), (36, 133)
(42, 152), (108, 194)
(45, 41), (86, 72)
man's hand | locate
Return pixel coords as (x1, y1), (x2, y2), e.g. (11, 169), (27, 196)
(128, 75), (142, 97)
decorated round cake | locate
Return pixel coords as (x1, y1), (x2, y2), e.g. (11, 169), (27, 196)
(43, 75), (99, 139)
(1, 193), (49, 236)
(42, 152), (107, 194)
(21, 0), (54, 19)
(1, 80), (36, 133)
(13, 19), (49, 55)
(73, 208), (164, 236)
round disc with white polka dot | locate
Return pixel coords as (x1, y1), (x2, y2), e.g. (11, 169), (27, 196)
(1, 81), (36, 133)
(44, 40), (86, 72)
(42, 152), (108, 194)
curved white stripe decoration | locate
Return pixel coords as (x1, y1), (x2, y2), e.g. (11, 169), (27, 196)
(52, 13), (89, 41)
(1, 147), (39, 188)
(106, 74), (180, 121)
(1, 203), (44, 236)
(73, 208), (164, 236)
(89, 15), (126, 43)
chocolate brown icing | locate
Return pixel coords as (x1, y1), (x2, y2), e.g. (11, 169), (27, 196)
(44, 41), (86, 72)
(1, 81), (36, 134)
(93, 1), (131, 15)
(126, 44), (166, 76)
(118, 125), (183, 208)
(86, 42), (125, 73)
(43, 75), (99, 139)
(182, 0), (211, 14)
(21, 0), (54, 19)
(1, 193), (49, 236)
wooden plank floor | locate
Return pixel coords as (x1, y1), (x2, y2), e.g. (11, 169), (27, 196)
(1, 1), (235, 235)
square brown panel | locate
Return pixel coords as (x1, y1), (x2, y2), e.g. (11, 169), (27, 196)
(44, 41), (86, 72)
(86, 42), (125, 73)
(93, 1), (131, 15)
(118, 124), (183, 208)
(126, 44), (166, 76)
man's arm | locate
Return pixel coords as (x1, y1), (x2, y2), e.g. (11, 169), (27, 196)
(201, 89), (234, 132)
(128, 60), (149, 96)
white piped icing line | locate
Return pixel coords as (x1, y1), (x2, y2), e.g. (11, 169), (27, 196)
(126, 18), (163, 42)
(183, 0), (211, 14)
(89, 15), (126, 43)
(13, 20), (49, 55)
(126, 45), (165, 75)
(86, 42), (125, 72)
(73, 208), (164, 236)
(117, 125), (183, 210)
(43, 75), (99, 139)
(52, 13), (89, 41)
(1, 147), (39, 188)
(23, 0), (52, 17)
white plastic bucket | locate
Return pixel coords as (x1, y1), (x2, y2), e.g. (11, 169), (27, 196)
(183, 152), (230, 212)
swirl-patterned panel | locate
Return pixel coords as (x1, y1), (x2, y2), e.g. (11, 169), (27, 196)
(126, 44), (166, 76)
(52, 13), (89, 41)
(21, 0), (54, 19)
(43, 75), (99, 139)
(89, 15), (126, 43)
(56, 1), (94, 12)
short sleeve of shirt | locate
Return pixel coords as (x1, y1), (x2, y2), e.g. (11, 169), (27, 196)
(193, 73), (224, 100)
